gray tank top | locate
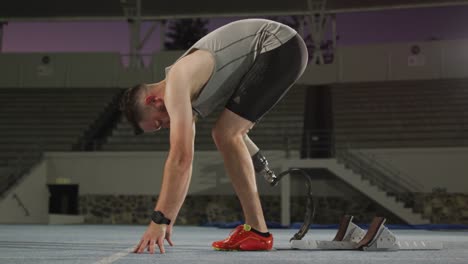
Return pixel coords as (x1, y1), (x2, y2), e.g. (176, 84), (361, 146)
(165, 19), (297, 119)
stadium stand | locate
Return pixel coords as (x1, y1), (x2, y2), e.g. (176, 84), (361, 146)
(101, 85), (307, 151)
(332, 79), (468, 149)
(0, 88), (122, 196)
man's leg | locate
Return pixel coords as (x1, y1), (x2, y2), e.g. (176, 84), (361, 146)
(212, 109), (267, 232)
(210, 35), (307, 250)
(222, 34), (307, 186)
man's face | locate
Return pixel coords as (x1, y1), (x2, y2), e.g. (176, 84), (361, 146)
(138, 96), (171, 133)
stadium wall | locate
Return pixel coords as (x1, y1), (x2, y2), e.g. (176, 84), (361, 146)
(1, 39), (468, 88)
(1, 149), (466, 224)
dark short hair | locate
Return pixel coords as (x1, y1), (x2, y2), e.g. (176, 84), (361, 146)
(120, 83), (146, 135)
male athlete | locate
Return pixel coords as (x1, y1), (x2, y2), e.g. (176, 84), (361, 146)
(120, 18), (308, 254)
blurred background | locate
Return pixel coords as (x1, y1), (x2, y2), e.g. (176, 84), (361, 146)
(0, 0), (467, 228)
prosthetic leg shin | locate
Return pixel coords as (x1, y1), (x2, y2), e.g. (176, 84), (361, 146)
(251, 151), (278, 185)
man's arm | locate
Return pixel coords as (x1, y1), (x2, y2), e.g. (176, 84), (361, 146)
(134, 50), (213, 254)
(154, 63), (197, 222)
(133, 63), (196, 255)
(154, 50), (214, 221)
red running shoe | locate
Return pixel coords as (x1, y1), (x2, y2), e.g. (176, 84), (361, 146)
(212, 224), (273, 251)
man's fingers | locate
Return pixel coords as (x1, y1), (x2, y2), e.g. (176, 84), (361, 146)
(138, 239), (149, 253)
(166, 233), (174, 247)
(149, 239), (156, 254)
(157, 237), (166, 254)
(133, 239), (143, 253)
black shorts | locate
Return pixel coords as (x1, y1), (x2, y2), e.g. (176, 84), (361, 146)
(225, 34), (308, 122)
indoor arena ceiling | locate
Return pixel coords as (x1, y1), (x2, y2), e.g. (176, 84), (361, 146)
(2, 0), (468, 21)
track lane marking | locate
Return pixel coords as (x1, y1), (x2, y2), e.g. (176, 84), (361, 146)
(94, 247), (134, 264)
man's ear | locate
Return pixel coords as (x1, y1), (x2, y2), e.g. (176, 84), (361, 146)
(145, 95), (165, 110)
(145, 95), (156, 105)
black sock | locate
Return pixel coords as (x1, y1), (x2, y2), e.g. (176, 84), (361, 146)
(250, 227), (270, 237)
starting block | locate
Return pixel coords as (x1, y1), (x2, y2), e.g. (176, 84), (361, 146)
(271, 169), (443, 252)
(290, 215), (443, 251)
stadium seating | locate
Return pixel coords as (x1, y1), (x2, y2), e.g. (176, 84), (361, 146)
(332, 79), (468, 149)
(101, 85), (308, 151)
(0, 88), (122, 195)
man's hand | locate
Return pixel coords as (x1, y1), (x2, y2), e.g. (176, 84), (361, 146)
(134, 222), (174, 254)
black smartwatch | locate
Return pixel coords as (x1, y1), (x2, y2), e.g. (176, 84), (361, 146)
(151, 211), (171, 225)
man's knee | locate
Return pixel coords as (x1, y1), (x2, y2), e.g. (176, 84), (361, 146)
(211, 125), (244, 150)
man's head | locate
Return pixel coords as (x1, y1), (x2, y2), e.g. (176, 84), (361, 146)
(120, 82), (170, 135)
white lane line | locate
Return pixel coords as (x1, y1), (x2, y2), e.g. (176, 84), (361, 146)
(94, 247), (134, 264)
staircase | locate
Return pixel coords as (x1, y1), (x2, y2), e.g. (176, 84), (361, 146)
(284, 157), (429, 225)
(336, 149), (423, 205)
(0, 150), (43, 199)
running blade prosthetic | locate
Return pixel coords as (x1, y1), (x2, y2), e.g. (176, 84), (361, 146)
(212, 224), (273, 251)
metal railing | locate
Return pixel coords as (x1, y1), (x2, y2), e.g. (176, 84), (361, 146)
(353, 150), (423, 192)
(335, 148), (423, 207)
(12, 193), (30, 216)
(298, 128), (424, 208)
